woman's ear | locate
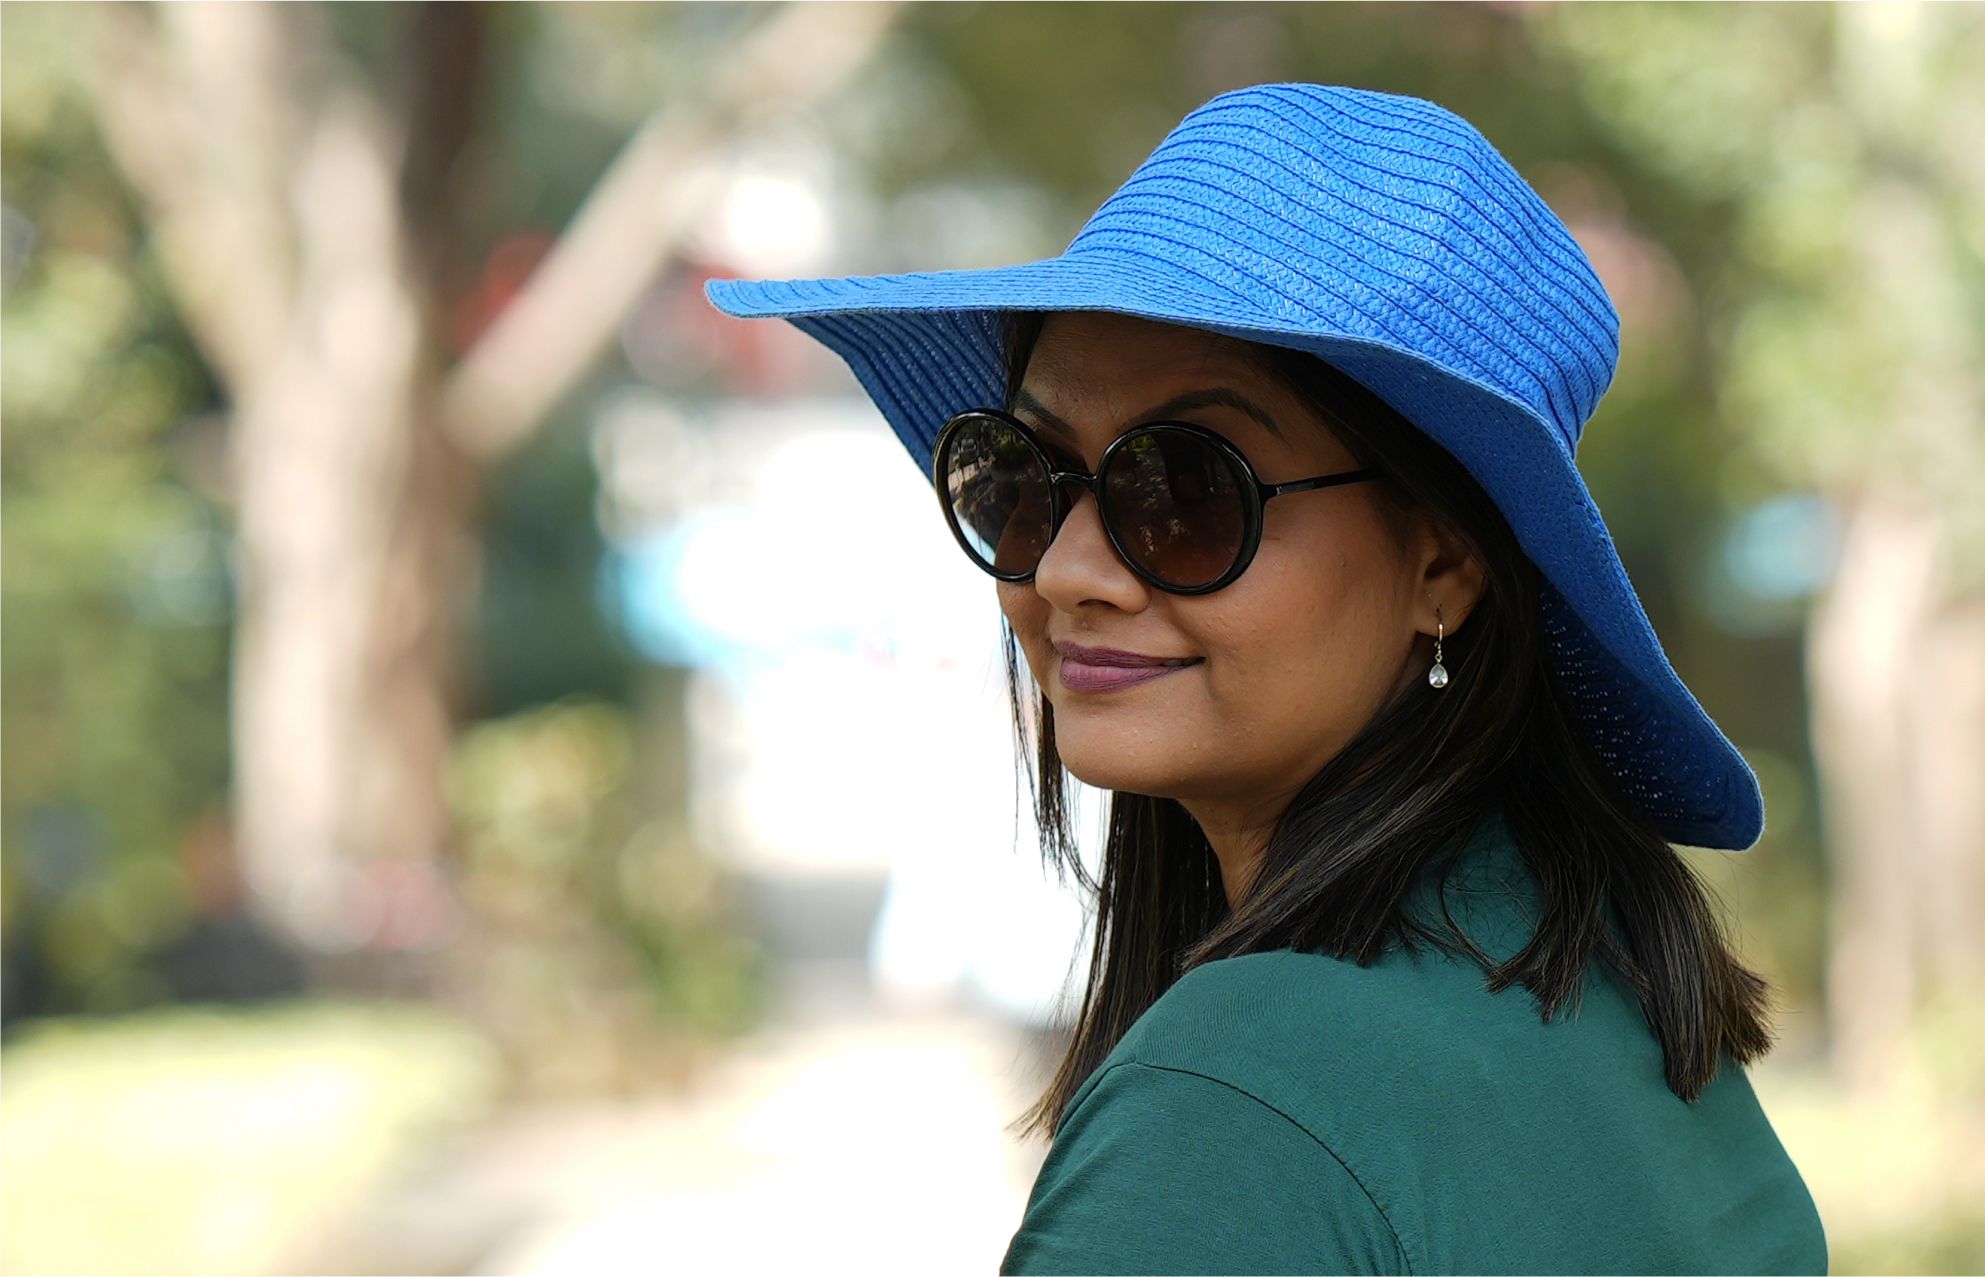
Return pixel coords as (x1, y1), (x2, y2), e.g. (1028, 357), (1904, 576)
(1413, 517), (1487, 635)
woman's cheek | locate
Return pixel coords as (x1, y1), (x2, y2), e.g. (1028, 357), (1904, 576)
(995, 587), (1049, 675)
(996, 584), (1038, 632)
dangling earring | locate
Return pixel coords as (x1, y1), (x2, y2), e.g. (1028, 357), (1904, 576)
(1428, 605), (1449, 690)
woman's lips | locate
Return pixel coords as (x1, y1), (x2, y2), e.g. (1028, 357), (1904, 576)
(1059, 656), (1201, 693)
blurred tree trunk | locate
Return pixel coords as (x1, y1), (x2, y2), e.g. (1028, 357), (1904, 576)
(1811, 498), (1985, 1093)
(1809, 503), (1931, 1089)
(80, 0), (901, 977)
(1805, 4), (1985, 1095)
(81, 2), (482, 967)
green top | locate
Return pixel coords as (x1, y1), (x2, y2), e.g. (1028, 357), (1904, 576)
(999, 809), (1827, 1275)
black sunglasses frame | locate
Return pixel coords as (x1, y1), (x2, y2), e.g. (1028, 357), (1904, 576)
(931, 407), (1384, 596)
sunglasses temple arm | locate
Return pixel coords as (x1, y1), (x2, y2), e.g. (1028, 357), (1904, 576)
(1260, 469), (1383, 499)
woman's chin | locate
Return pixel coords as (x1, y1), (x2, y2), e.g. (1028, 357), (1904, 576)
(1053, 740), (1188, 797)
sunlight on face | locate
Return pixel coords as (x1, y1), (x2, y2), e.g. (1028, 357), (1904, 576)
(995, 312), (1428, 825)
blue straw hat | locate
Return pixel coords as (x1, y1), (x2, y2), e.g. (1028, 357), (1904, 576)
(703, 81), (1765, 852)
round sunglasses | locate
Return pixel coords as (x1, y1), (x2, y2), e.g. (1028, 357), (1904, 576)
(932, 407), (1383, 595)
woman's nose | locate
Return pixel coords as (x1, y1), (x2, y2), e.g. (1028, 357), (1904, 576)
(1031, 484), (1149, 611)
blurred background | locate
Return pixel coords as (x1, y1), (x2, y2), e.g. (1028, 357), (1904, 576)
(2, 2), (1981, 1273)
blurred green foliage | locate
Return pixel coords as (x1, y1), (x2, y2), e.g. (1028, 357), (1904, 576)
(470, 418), (642, 718)
(0, 999), (502, 1275)
(1534, 1), (1985, 586)
(442, 694), (769, 1098)
(1, 3), (233, 1018)
(0, 3), (668, 1026)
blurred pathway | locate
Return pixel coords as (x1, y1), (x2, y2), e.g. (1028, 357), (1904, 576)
(315, 958), (1054, 1276)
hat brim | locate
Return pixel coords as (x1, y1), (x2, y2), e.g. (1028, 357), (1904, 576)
(704, 254), (1764, 851)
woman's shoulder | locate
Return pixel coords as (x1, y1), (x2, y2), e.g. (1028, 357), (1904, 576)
(1107, 938), (1529, 1104)
(1003, 1044), (1411, 1275)
(1084, 942), (1822, 1274)
(1111, 815), (1562, 1091)
(1094, 829), (1660, 1162)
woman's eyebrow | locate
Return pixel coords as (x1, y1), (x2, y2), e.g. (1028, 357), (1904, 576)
(1011, 385), (1287, 444)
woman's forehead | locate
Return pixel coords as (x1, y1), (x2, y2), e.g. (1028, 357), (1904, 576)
(1017, 320), (1365, 472)
(1023, 322), (1281, 417)
(1021, 320), (1319, 446)
(1011, 382), (1289, 450)
(1029, 311), (1261, 376)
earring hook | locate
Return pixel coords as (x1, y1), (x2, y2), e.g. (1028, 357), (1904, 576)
(1428, 603), (1449, 690)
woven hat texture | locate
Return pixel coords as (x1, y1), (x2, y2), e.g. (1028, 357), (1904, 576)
(704, 81), (1765, 851)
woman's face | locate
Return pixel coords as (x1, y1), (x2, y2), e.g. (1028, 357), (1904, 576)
(996, 311), (1480, 899)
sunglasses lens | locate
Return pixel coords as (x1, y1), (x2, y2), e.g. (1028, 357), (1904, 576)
(940, 415), (1054, 576)
(1102, 428), (1250, 590)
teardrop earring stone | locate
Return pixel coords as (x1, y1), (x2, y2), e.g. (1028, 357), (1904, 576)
(1428, 662), (1449, 689)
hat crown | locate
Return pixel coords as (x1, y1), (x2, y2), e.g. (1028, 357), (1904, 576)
(1063, 83), (1620, 454)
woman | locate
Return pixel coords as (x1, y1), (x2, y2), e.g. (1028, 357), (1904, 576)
(706, 82), (1826, 1275)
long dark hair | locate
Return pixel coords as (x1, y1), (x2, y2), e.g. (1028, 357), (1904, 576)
(994, 309), (1777, 1144)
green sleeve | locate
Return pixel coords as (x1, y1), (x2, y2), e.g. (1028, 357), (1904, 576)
(999, 1060), (1408, 1276)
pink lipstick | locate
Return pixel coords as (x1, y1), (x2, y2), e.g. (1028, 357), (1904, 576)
(1053, 640), (1202, 694)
